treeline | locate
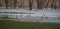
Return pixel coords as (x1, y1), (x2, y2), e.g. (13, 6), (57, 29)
(0, 0), (60, 10)
(0, 0), (17, 8)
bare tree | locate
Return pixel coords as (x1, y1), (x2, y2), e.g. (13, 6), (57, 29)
(59, 0), (60, 3)
(19, 0), (22, 8)
(49, 0), (57, 9)
(51, 0), (54, 8)
(53, 0), (57, 9)
(44, 0), (49, 8)
(29, 0), (33, 10)
(0, 1), (1, 7)
(36, 0), (43, 9)
(5, 0), (8, 9)
(13, 0), (17, 8)
(8, 0), (13, 8)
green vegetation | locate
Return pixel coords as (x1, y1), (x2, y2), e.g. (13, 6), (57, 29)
(0, 20), (60, 29)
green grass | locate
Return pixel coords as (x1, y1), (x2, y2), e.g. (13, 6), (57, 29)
(0, 20), (60, 29)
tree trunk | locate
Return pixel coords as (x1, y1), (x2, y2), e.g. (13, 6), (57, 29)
(5, 0), (8, 9)
(13, 0), (17, 8)
(36, 0), (42, 9)
(44, 0), (49, 8)
(36, 0), (39, 9)
(29, 0), (33, 10)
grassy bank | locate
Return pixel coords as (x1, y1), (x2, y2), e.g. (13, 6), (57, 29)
(0, 20), (60, 29)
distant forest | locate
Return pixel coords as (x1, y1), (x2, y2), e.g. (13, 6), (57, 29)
(0, 0), (60, 10)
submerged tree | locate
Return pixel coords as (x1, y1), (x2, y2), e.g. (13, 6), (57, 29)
(5, 0), (8, 9)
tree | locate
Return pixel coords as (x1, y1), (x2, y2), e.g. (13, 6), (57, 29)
(59, 0), (60, 3)
(44, 0), (49, 8)
(0, 2), (2, 7)
(5, 0), (8, 9)
(9, 0), (13, 8)
(13, 0), (17, 8)
(19, 0), (22, 8)
(29, 0), (33, 10)
(36, 0), (43, 9)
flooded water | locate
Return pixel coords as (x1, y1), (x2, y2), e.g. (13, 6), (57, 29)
(0, 9), (60, 23)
